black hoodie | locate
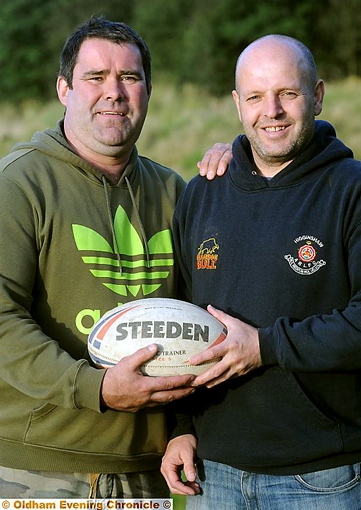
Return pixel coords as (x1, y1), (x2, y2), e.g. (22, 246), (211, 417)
(172, 120), (361, 475)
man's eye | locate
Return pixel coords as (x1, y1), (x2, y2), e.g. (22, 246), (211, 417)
(121, 75), (139, 83)
(282, 91), (298, 98)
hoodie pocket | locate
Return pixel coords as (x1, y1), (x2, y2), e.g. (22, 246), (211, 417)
(196, 366), (344, 469)
(24, 402), (166, 456)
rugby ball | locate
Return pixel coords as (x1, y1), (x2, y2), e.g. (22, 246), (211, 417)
(87, 298), (227, 376)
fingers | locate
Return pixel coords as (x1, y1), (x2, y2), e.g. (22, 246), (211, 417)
(101, 344), (197, 412)
(190, 352), (233, 388)
(197, 143), (232, 180)
(147, 371), (196, 390)
(166, 478), (200, 496)
(187, 304), (262, 388)
(149, 386), (195, 405)
(192, 363), (233, 389)
(162, 469), (200, 496)
(187, 305), (227, 368)
(117, 344), (195, 385)
(161, 435), (200, 496)
(145, 371), (197, 405)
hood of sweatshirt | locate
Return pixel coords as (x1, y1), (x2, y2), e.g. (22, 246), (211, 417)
(11, 119), (138, 187)
(9, 120), (149, 273)
(229, 120), (355, 191)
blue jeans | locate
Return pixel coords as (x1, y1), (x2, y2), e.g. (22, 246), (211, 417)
(186, 459), (361, 510)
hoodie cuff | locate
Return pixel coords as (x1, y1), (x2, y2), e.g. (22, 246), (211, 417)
(258, 327), (279, 366)
(73, 360), (106, 412)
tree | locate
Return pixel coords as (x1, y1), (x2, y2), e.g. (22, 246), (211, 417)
(0, 0), (55, 101)
(0, 0), (135, 102)
(0, 0), (360, 103)
(132, 0), (321, 96)
(313, 0), (361, 79)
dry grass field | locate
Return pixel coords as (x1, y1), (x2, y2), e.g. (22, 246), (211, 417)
(1, 78), (360, 182)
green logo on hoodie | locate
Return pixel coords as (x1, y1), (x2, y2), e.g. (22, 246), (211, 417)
(72, 205), (174, 298)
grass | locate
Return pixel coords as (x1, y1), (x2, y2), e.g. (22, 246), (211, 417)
(1, 78), (360, 181)
(173, 494), (186, 510)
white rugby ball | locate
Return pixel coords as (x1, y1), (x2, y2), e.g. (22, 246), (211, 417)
(87, 298), (227, 376)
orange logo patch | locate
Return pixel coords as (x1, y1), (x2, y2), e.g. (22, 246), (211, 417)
(196, 238), (219, 270)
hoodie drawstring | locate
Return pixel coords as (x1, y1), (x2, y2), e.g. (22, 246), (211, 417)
(102, 175), (123, 276)
(101, 175), (151, 277)
(124, 175), (151, 270)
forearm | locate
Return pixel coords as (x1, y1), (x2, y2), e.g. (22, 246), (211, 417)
(260, 300), (361, 372)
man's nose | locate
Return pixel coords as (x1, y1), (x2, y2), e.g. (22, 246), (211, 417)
(104, 78), (126, 101)
(262, 93), (283, 118)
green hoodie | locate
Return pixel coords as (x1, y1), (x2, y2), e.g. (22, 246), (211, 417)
(0, 121), (186, 473)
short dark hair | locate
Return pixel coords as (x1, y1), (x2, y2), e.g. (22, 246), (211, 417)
(58, 16), (152, 94)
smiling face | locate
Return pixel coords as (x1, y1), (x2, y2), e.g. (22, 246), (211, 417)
(232, 37), (324, 177)
(57, 38), (151, 169)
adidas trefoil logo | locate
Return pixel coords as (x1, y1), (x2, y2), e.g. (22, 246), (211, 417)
(72, 205), (174, 298)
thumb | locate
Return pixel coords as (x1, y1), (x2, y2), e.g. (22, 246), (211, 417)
(207, 304), (227, 324)
(125, 343), (159, 370)
(183, 461), (197, 483)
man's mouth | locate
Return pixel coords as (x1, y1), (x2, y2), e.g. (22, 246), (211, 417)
(98, 111), (126, 116)
(264, 126), (286, 132)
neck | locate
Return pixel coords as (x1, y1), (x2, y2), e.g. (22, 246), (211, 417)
(67, 141), (132, 184)
(62, 121), (133, 184)
(78, 149), (130, 184)
(252, 154), (292, 178)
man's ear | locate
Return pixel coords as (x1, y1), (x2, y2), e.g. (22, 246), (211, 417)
(232, 89), (243, 123)
(56, 76), (70, 107)
(314, 79), (325, 117)
(147, 81), (152, 99)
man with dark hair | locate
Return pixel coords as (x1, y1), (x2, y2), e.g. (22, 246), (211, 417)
(0, 17), (230, 498)
(59, 17), (152, 95)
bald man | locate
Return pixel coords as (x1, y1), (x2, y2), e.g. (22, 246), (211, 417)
(161, 35), (361, 510)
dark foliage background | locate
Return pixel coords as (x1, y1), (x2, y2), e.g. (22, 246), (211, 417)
(1, 0), (360, 102)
